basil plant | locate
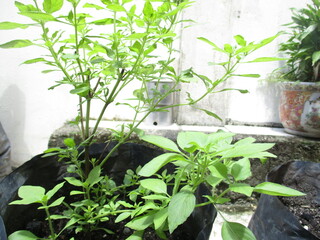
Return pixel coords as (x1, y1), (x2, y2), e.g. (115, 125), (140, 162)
(0, 0), (289, 239)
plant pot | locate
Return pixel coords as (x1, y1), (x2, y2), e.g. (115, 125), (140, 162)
(0, 143), (216, 240)
(279, 82), (320, 138)
(248, 161), (320, 240)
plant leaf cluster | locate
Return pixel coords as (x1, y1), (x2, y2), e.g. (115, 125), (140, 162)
(278, 0), (320, 82)
(0, 0), (296, 240)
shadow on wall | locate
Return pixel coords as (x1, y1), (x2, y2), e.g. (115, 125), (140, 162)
(0, 84), (30, 167)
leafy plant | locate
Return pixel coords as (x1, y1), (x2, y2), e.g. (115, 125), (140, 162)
(0, 0), (287, 239)
(136, 131), (305, 239)
(277, 0), (320, 82)
(8, 183), (73, 240)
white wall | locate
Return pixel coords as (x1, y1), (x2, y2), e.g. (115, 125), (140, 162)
(0, 1), (78, 166)
(177, 0), (310, 125)
(0, 0), (310, 165)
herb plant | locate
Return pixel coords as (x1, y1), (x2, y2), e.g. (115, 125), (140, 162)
(278, 0), (320, 82)
(0, 0), (290, 239)
(137, 131), (305, 239)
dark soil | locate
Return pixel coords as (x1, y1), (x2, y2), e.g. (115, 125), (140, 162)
(279, 165), (320, 239)
(26, 215), (193, 240)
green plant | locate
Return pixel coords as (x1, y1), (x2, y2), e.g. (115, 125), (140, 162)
(277, 0), (320, 82)
(0, 0), (286, 239)
(135, 131), (305, 239)
(9, 183), (69, 240)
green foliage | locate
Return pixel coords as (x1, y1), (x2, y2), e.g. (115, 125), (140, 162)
(1, 0), (286, 239)
(9, 183), (66, 240)
(139, 131), (305, 240)
(278, 0), (320, 82)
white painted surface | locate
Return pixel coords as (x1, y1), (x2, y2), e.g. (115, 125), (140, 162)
(0, 1), (310, 165)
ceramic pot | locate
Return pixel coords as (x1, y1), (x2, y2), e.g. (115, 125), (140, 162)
(279, 82), (320, 138)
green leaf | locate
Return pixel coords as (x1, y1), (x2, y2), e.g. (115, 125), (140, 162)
(231, 158), (252, 181)
(140, 135), (181, 153)
(115, 212), (131, 223)
(8, 230), (39, 240)
(126, 214), (154, 231)
(0, 39), (33, 48)
(224, 44), (233, 53)
(221, 222), (256, 240)
(126, 231), (144, 240)
(65, 177), (84, 187)
(70, 190), (84, 195)
(245, 57), (287, 63)
(177, 131), (210, 152)
(143, 1), (154, 18)
(206, 175), (222, 188)
(126, 33), (148, 40)
(91, 18), (119, 25)
(0, 21), (29, 30)
(46, 182), (65, 200)
(138, 153), (185, 177)
(83, 3), (104, 10)
(10, 186), (45, 205)
(62, 53), (79, 59)
(234, 35), (246, 46)
(140, 179), (167, 194)
(86, 166), (102, 186)
(19, 12), (56, 22)
(254, 182), (305, 196)
(232, 74), (261, 78)
(43, 0), (64, 13)
(229, 183), (254, 197)
(142, 195), (168, 201)
(48, 196), (65, 208)
(197, 37), (225, 53)
(199, 108), (223, 121)
(107, 4), (126, 12)
(168, 188), (195, 233)
(63, 138), (75, 147)
(221, 143), (275, 159)
(22, 58), (46, 64)
(300, 24), (317, 41)
(154, 208), (168, 230)
(312, 51), (320, 66)
(15, 1), (38, 12)
(208, 162), (228, 179)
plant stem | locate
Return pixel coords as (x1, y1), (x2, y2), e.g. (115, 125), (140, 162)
(44, 206), (56, 240)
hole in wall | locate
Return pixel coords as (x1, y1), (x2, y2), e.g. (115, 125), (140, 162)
(153, 122), (158, 126)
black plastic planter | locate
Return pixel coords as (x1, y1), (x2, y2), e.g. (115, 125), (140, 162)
(249, 161), (320, 240)
(0, 143), (216, 240)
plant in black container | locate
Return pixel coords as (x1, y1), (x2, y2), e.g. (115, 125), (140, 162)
(0, 0), (302, 239)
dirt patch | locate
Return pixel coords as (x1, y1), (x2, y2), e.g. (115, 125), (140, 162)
(279, 162), (320, 238)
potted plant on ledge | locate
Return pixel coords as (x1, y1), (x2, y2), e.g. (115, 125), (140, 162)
(276, 0), (320, 138)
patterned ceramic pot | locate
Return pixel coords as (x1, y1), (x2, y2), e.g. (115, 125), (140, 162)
(279, 82), (320, 138)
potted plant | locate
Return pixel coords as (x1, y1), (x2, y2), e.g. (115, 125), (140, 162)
(275, 0), (320, 138)
(0, 0), (301, 239)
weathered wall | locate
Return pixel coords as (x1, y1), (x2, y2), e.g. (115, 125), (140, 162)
(177, 0), (310, 126)
(0, 0), (311, 165)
